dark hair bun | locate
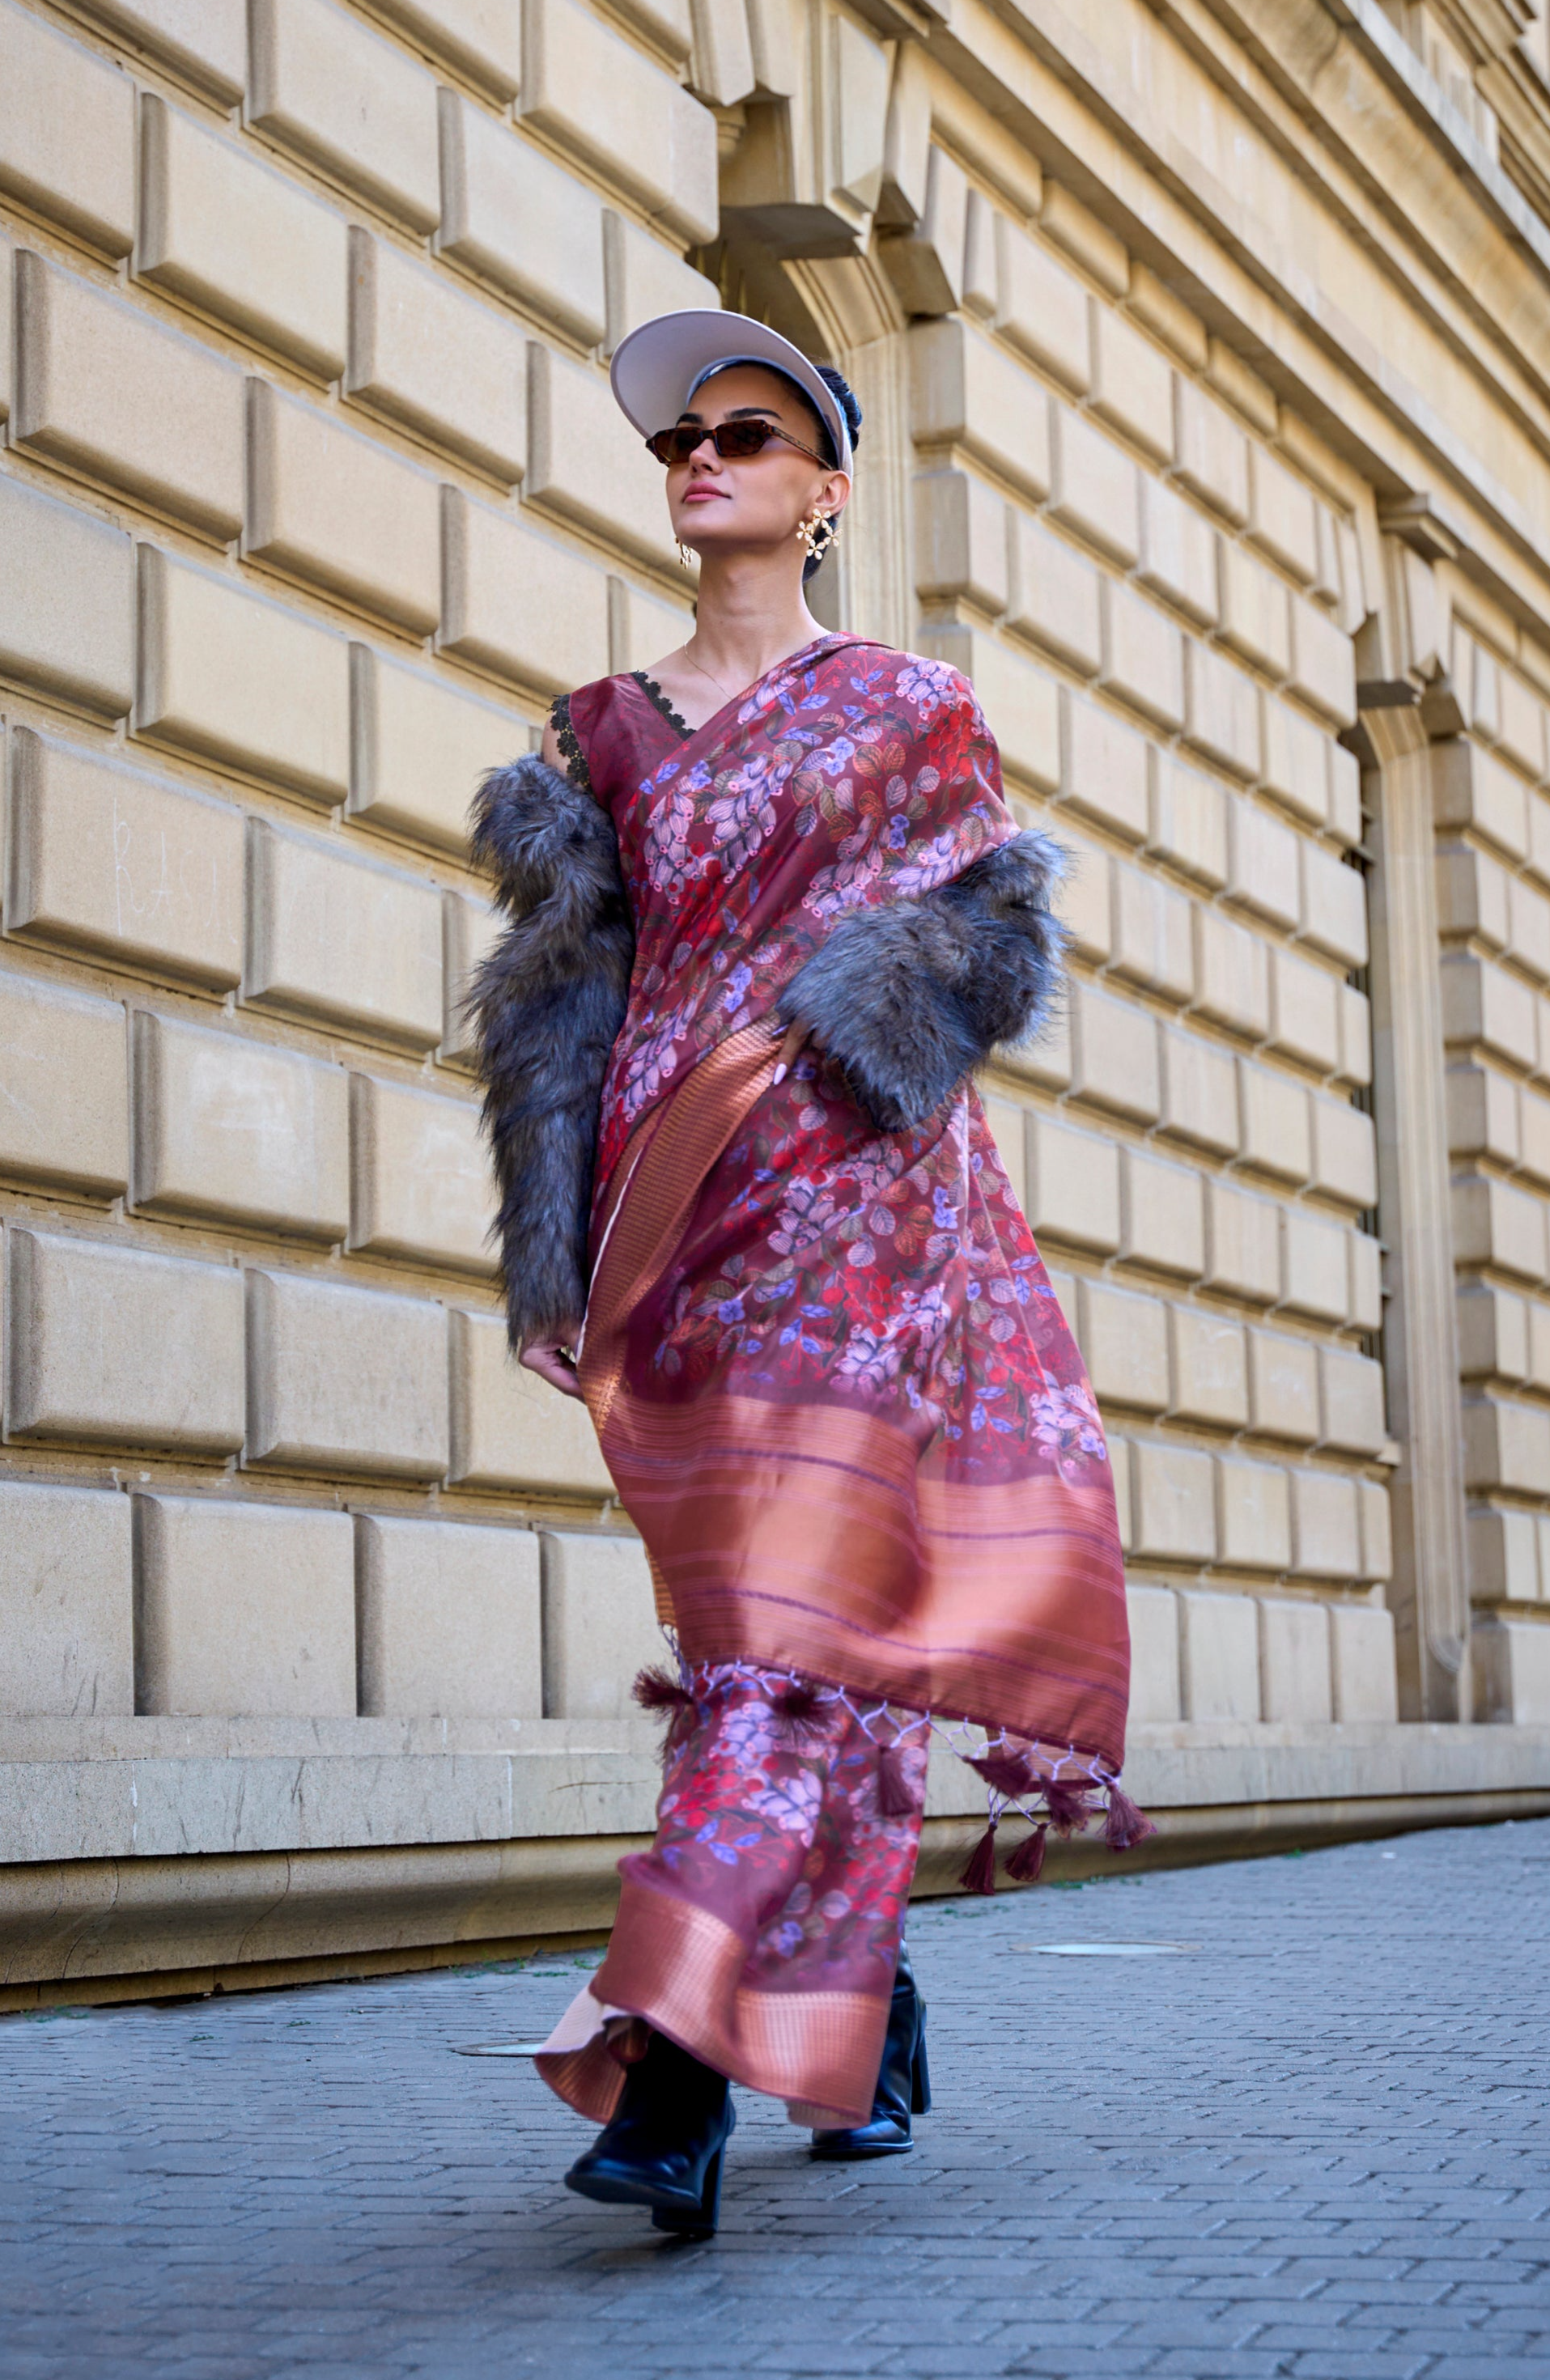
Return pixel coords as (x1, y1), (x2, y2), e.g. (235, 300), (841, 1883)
(815, 364), (862, 458)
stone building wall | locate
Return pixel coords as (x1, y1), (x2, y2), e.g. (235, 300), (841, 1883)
(2, 0), (1550, 2000)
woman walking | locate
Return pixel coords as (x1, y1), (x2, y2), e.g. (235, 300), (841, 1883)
(472, 310), (1143, 2238)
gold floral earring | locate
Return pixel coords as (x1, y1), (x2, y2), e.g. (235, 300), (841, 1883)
(796, 506), (839, 564)
(676, 539), (695, 570)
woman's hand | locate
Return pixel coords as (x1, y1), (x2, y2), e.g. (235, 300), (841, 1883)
(520, 1334), (584, 1400)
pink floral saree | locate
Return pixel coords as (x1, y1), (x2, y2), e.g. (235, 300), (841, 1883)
(537, 634), (1130, 2128)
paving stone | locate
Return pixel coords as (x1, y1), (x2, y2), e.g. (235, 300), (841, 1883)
(2, 1821), (1550, 2376)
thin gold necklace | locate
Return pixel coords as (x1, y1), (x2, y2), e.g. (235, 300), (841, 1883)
(680, 642), (740, 705)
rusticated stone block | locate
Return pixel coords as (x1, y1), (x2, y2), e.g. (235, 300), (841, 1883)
(1289, 596), (1356, 727)
(1193, 908), (1270, 1041)
(1330, 1601), (1399, 1721)
(1119, 1148), (1204, 1279)
(436, 95), (605, 350)
(1178, 1588), (1259, 1720)
(8, 1228), (244, 1453)
(1069, 981), (1160, 1124)
(15, 253), (244, 540)
(1061, 692), (1149, 842)
(885, 146), (969, 320)
(246, 1267), (449, 1478)
(1310, 1096), (1378, 1211)
(1248, 1327), (1319, 1444)
(132, 1010), (349, 1240)
(1023, 1111), (1120, 1255)
(346, 230), (525, 484)
(6, 728), (243, 988)
(440, 889), (503, 1070)
(349, 1073), (495, 1275)
(1339, 984), (1373, 1089)
(1451, 1176), (1548, 1284)
(1131, 1437), (1217, 1562)
(72, 0), (245, 100)
(1158, 1027), (1238, 1156)
(248, 0), (440, 231)
(1280, 1205), (1350, 1323)
(1102, 581), (1184, 731)
(440, 488), (611, 699)
(0, 475), (133, 719)
(1216, 1455), (1291, 1572)
(1005, 513), (1100, 676)
(0, 1479), (133, 1718)
(520, 0), (716, 244)
(1169, 1307), (1248, 1428)
(137, 95), (347, 381)
(1433, 737), (1529, 862)
(1258, 1596), (1331, 1723)
(1238, 1059), (1311, 1184)
(1261, 694), (1329, 827)
(1077, 1279), (1169, 1412)
(1204, 1179), (1281, 1306)
(245, 820), (444, 1050)
(0, 236), (11, 423)
(372, 0), (522, 96)
(349, 646), (522, 855)
(449, 1308), (614, 1494)
(1289, 1466), (1361, 1578)
(1126, 1582), (1180, 1723)
(1049, 406), (1139, 566)
(909, 316), (1051, 503)
(1053, 825), (1111, 964)
(1174, 380), (1248, 524)
(1111, 868), (1193, 1003)
(1148, 752), (1226, 888)
(356, 1513), (541, 1718)
(609, 575), (696, 674)
(995, 221), (1089, 393)
(0, 0), (135, 256)
(1357, 1475), (1391, 1580)
(136, 546), (349, 804)
(540, 1528), (665, 1719)
(1299, 839), (1368, 969)
(1463, 1395), (1550, 1495)
(1217, 541), (1290, 680)
(1228, 800), (1305, 937)
(1089, 307), (1172, 464)
(1183, 640), (1260, 780)
(1269, 946), (1341, 1075)
(527, 342), (679, 571)
(1137, 476), (1217, 627)
(135, 1493), (355, 1716)
(1247, 448), (1317, 583)
(1474, 1618), (1550, 1723)
(1469, 1504), (1540, 1603)
(1441, 954), (1539, 1071)
(0, 968), (128, 1198)
(1317, 1343), (1387, 1456)
(914, 469), (1007, 613)
(244, 381), (440, 635)
(604, 213), (720, 357)
(1456, 1282), (1529, 1383)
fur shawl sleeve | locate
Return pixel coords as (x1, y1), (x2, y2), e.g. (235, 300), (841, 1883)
(469, 755), (634, 1351)
(776, 829), (1068, 1131)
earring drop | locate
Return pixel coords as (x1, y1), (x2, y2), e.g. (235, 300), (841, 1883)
(676, 539), (695, 571)
(796, 507), (839, 563)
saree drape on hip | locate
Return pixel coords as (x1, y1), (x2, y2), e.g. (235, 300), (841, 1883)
(534, 635), (1131, 2127)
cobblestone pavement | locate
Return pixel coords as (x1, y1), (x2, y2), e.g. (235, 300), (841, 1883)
(3, 1818), (1550, 2380)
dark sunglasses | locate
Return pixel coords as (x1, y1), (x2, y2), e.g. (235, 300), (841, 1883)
(645, 418), (831, 468)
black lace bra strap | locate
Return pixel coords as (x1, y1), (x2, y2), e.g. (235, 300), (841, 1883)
(550, 693), (593, 794)
(631, 669), (691, 736)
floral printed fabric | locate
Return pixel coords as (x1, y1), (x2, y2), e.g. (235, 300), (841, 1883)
(622, 1661), (925, 2011)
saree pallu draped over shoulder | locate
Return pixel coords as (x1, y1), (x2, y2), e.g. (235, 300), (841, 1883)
(532, 636), (1133, 2128)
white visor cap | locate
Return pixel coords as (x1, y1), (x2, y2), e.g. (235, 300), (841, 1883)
(609, 308), (852, 476)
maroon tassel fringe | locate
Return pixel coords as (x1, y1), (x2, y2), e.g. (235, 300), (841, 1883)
(1102, 1784), (1157, 1852)
(958, 1817), (999, 1895)
(877, 1743), (917, 1817)
(1043, 1780), (1098, 1838)
(773, 1681), (827, 1741)
(1004, 1822), (1047, 1885)
(631, 1665), (696, 1719)
(969, 1751), (1038, 1800)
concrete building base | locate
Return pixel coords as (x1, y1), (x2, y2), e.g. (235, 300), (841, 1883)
(3, 1720), (1548, 2009)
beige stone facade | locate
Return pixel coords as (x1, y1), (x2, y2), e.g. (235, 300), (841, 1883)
(4, 0), (1550, 2003)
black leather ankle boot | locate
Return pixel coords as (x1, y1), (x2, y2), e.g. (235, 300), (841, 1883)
(565, 2028), (736, 2235)
(810, 1941), (930, 2160)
